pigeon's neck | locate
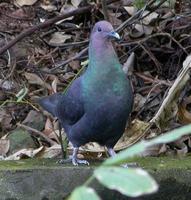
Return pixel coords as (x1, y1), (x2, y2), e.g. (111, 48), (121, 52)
(88, 38), (121, 74)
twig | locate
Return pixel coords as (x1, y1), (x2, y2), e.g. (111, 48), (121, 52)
(17, 123), (55, 146)
(135, 72), (172, 87)
(150, 55), (191, 125)
(120, 32), (189, 55)
(0, 99), (39, 111)
(0, 6), (92, 55)
(46, 40), (89, 48)
(101, 0), (110, 21)
(116, 0), (168, 33)
(0, 0), (120, 55)
(139, 43), (162, 72)
(50, 47), (88, 71)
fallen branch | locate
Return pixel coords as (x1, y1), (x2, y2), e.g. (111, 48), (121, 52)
(150, 55), (191, 125)
(0, 0), (120, 55)
(51, 47), (88, 71)
(0, 6), (92, 55)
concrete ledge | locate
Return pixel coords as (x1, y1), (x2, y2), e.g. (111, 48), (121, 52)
(0, 157), (191, 200)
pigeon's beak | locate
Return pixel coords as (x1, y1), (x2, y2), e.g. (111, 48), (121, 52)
(107, 31), (120, 40)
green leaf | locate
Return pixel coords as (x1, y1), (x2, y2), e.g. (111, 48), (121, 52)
(94, 167), (158, 197)
(149, 124), (191, 145)
(16, 87), (28, 102)
(68, 186), (100, 200)
(104, 124), (191, 166)
(103, 141), (148, 166)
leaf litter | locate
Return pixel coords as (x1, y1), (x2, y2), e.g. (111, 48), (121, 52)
(0, 0), (191, 160)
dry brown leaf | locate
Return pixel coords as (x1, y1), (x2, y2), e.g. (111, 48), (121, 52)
(14, 0), (38, 6)
(5, 146), (44, 160)
(59, 4), (76, 22)
(24, 72), (51, 90)
(0, 139), (10, 156)
(139, 144), (167, 157)
(0, 109), (13, 131)
(49, 32), (71, 45)
(135, 24), (153, 35)
(178, 96), (191, 124)
(71, 0), (82, 8)
(124, 6), (137, 15)
(40, 4), (57, 11)
(142, 11), (158, 25)
(115, 119), (150, 150)
(134, 94), (147, 112)
(44, 118), (54, 135)
(37, 144), (61, 158)
(51, 77), (58, 93)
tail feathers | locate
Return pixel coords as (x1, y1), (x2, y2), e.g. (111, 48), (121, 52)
(38, 93), (63, 117)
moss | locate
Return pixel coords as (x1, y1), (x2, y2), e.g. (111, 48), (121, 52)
(0, 156), (191, 200)
(127, 156), (191, 170)
(0, 156), (191, 171)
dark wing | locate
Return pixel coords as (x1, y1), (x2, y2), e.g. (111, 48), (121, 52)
(39, 77), (84, 126)
(57, 77), (84, 126)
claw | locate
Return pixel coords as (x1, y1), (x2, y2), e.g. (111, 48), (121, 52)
(57, 147), (89, 166)
(57, 158), (71, 164)
(122, 162), (138, 168)
(107, 147), (138, 168)
(72, 158), (89, 166)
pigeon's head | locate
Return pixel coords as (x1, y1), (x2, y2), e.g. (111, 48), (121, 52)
(91, 21), (120, 42)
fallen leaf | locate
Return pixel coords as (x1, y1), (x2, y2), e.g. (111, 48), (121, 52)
(135, 24), (153, 35)
(142, 11), (158, 25)
(59, 4), (76, 22)
(124, 6), (137, 15)
(40, 4), (57, 11)
(49, 32), (71, 45)
(0, 139), (10, 156)
(24, 72), (51, 90)
(5, 146), (44, 160)
(0, 109), (13, 131)
(71, 0), (82, 8)
(37, 144), (61, 158)
(51, 77), (58, 93)
(178, 96), (191, 124)
(14, 0), (38, 6)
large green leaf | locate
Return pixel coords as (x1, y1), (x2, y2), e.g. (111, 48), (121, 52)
(149, 124), (191, 145)
(94, 167), (158, 197)
(104, 124), (191, 166)
(68, 186), (100, 200)
(103, 141), (149, 166)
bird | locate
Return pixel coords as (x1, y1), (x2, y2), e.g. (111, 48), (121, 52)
(39, 21), (133, 165)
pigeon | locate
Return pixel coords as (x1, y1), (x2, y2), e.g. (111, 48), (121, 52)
(39, 21), (133, 165)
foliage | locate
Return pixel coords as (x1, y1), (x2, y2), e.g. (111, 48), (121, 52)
(133, 0), (146, 9)
(68, 124), (191, 200)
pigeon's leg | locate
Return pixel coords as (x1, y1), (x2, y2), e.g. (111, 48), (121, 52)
(107, 147), (137, 168)
(107, 147), (116, 157)
(71, 147), (89, 166)
(58, 147), (89, 166)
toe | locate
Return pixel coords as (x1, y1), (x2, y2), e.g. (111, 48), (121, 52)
(57, 158), (72, 164)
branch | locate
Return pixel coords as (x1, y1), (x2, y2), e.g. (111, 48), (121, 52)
(0, 0), (120, 55)
(101, 0), (110, 21)
(0, 6), (92, 55)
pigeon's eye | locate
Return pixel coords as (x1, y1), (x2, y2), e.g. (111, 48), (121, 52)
(97, 27), (102, 32)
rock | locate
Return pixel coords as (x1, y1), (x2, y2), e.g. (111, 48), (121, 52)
(22, 110), (45, 131)
(8, 129), (37, 154)
(0, 157), (191, 200)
